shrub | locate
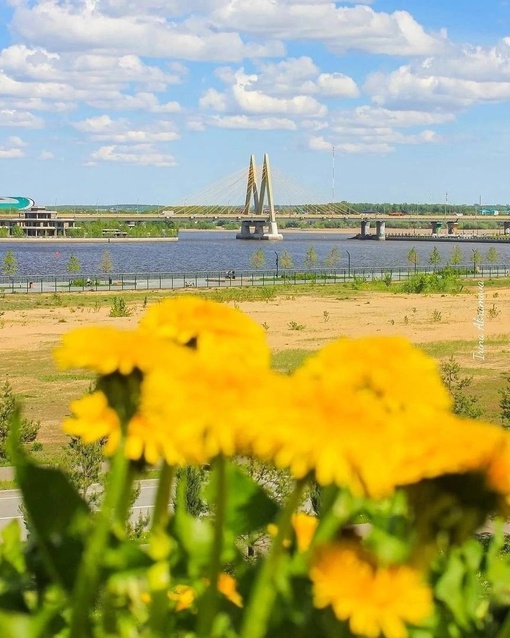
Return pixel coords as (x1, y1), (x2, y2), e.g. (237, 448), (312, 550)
(0, 379), (40, 461)
(109, 296), (131, 317)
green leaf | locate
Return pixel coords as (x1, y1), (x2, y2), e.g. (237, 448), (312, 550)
(16, 462), (90, 593)
(435, 553), (470, 627)
(207, 461), (279, 536)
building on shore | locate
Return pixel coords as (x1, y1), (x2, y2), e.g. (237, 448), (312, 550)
(0, 207), (78, 237)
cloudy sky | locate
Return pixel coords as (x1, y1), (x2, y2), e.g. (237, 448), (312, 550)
(1, 0), (510, 206)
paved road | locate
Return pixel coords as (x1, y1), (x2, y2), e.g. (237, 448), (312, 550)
(0, 479), (160, 539)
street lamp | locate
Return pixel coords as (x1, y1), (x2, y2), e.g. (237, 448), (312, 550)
(346, 250), (351, 276)
(275, 251), (279, 277)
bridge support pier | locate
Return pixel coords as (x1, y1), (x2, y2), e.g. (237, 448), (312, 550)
(447, 221), (458, 235)
(360, 220), (371, 237)
(430, 221), (442, 235)
(236, 219), (283, 240)
(376, 220), (386, 240)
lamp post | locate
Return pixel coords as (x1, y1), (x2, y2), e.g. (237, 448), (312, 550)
(346, 250), (351, 276)
(275, 251), (279, 277)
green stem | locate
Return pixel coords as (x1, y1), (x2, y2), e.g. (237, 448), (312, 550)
(148, 463), (176, 636)
(240, 476), (309, 638)
(197, 455), (227, 638)
(151, 462), (176, 532)
(69, 438), (130, 638)
(498, 613), (510, 638)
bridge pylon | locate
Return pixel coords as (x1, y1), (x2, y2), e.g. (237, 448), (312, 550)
(236, 154), (283, 240)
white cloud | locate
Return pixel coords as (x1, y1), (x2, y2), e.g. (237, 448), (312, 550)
(309, 135), (394, 154)
(199, 88), (228, 111)
(74, 115), (180, 143)
(207, 115), (297, 130)
(253, 57), (359, 98)
(0, 109), (44, 127)
(39, 150), (55, 159)
(11, 1), (284, 62)
(364, 38), (510, 110)
(88, 144), (177, 166)
(201, 64), (333, 117)
(210, 2), (447, 56)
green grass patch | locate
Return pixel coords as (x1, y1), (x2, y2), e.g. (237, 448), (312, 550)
(271, 349), (312, 374)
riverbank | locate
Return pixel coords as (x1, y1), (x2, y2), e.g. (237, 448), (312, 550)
(0, 236), (179, 243)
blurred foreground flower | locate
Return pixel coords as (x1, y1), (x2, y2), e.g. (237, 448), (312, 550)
(310, 540), (433, 638)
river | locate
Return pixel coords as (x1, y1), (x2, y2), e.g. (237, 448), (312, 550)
(1, 231), (509, 277)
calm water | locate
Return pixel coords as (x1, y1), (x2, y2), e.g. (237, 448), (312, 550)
(1, 231), (509, 277)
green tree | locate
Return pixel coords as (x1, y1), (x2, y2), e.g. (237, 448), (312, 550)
(407, 247), (419, 272)
(428, 246), (441, 268)
(0, 379), (40, 461)
(472, 248), (482, 272)
(66, 254), (81, 275)
(450, 245), (463, 266)
(486, 247), (499, 264)
(59, 437), (105, 507)
(324, 246), (340, 268)
(304, 246), (318, 269)
(99, 249), (113, 278)
(2, 250), (18, 277)
(500, 375), (510, 430)
(440, 356), (482, 419)
(250, 248), (266, 269)
(279, 250), (294, 270)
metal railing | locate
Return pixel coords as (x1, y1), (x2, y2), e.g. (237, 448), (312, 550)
(0, 264), (508, 294)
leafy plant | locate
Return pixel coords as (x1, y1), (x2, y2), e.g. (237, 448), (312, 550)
(440, 356), (482, 419)
(0, 379), (40, 461)
(279, 250), (294, 270)
(304, 246), (318, 269)
(288, 320), (305, 331)
(488, 304), (500, 318)
(2, 250), (18, 277)
(250, 248), (266, 269)
(109, 296), (131, 317)
(66, 254), (81, 275)
(432, 309), (442, 322)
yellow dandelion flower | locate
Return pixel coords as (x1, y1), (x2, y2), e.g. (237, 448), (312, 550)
(217, 573), (243, 608)
(250, 336), (510, 500)
(138, 296), (270, 368)
(168, 584), (195, 612)
(292, 513), (318, 553)
(63, 391), (120, 446)
(54, 326), (168, 375)
(310, 541), (433, 638)
(135, 360), (279, 465)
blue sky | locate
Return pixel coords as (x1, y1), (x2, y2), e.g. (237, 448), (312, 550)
(1, 0), (510, 206)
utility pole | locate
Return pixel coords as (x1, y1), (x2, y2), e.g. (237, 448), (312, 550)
(332, 145), (335, 204)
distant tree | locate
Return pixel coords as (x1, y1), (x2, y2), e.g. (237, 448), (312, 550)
(66, 254), (81, 275)
(450, 245), (463, 266)
(440, 356), (482, 419)
(486, 247), (499, 264)
(99, 249), (113, 277)
(324, 246), (340, 268)
(2, 250), (18, 277)
(304, 246), (318, 269)
(250, 248), (266, 269)
(472, 249), (482, 272)
(279, 250), (294, 270)
(407, 247), (419, 272)
(11, 226), (24, 238)
(429, 246), (441, 268)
